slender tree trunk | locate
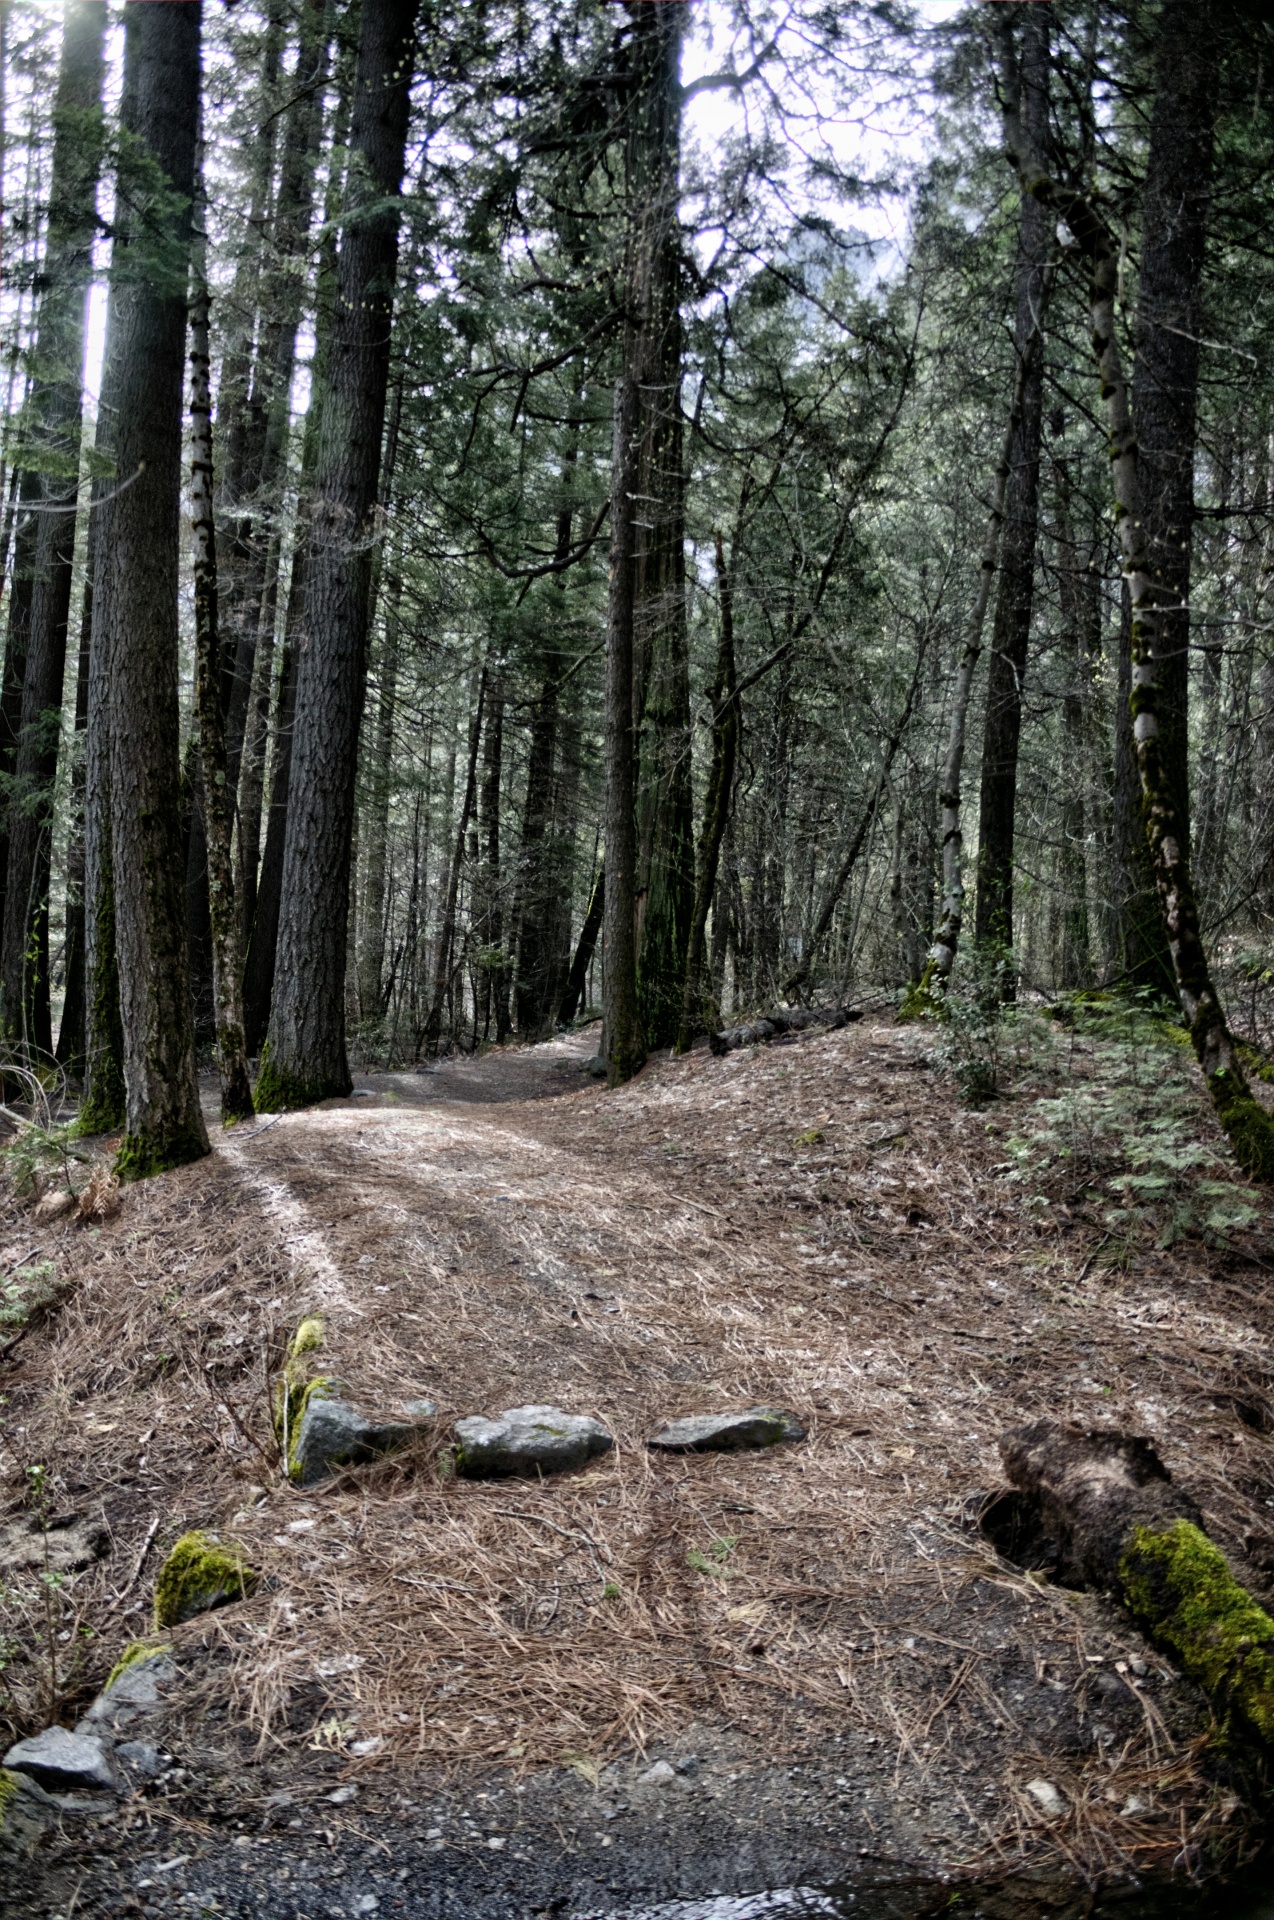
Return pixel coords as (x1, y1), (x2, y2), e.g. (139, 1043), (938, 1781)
(561, 863), (603, 1029)
(601, 338), (644, 1081)
(424, 672), (486, 1054)
(922, 348), (1035, 995)
(972, 4), (1050, 973)
(0, 1), (105, 1059)
(784, 634), (931, 1002)
(99, 0), (208, 1178)
(677, 529), (739, 1051)
(357, 559), (400, 1024)
(1000, 26), (1274, 1180)
(1051, 445), (1093, 989)
(243, 634), (296, 1054)
(55, 527), (92, 1073)
(475, 670), (506, 1043)
(190, 170), (254, 1122)
(1109, 0), (1217, 993)
(257, 0), (416, 1109)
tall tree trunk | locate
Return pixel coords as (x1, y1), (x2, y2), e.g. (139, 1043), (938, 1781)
(55, 526), (93, 1073)
(257, 0), (416, 1110)
(357, 559), (400, 1025)
(631, 0), (692, 1052)
(424, 672), (486, 1054)
(240, 60), (351, 1056)
(1109, 0), (1217, 995)
(99, 0), (208, 1179)
(601, 349), (643, 1080)
(972, 3), (1050, 974)
(922, 348), (1035, 997)
(677, 530), (739, 1051)
(190, 167), (254, 1123)
(1051, 441), (1093, 990)
(475, 669), (507, 1044)
(1000, 23), (1274, 1180)
(0, 0), (104, 1059)
(561, 863), (603, 1029)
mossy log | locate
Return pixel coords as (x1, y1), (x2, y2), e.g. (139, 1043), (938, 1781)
(710, 1006), (858, 1056)
(1001, 1419), (1274, 1745)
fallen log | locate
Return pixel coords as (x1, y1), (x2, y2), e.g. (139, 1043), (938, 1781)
(709, 1006), (860, 1057)
(996, 1419), (1274, 1745)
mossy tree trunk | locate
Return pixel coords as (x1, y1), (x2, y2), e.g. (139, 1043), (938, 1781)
(258, 0), (415, 1111)
(189, 167), (254, 1124)
(99, 0), (208, 1179)
(999, 18), (1274, 1182)
(0, 0), (104, 1061)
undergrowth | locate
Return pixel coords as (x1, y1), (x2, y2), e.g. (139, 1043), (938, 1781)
(926, 965), (1265, 1254)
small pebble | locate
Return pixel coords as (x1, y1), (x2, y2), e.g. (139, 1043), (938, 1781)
(327, 1785), (358, 1805)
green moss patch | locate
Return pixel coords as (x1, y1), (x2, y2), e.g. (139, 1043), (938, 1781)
(272, 1316), (334, 1478)
(1119, 1519), (1274, 1742)
(254, 1044), (349, 1113)
(153, 1530), (257, 1630)
(115, 1120), (210, 1185)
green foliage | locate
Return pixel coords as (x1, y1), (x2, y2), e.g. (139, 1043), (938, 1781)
(1119, 1520), (1274, 1743)
(1004, 994), (1261, 1248)
(686, 1535), (740, 1576)
(0, 1262), (70, 1335)
(3, 1119), (91, 1200)
(932, 947), (1052, 1108)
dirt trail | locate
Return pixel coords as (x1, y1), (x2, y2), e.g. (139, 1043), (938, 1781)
(1, 1021), (1271, 1917)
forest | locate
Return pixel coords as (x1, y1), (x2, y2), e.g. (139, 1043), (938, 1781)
(6, 3), (1274, 1916)
(0, 0), (1270, 1172)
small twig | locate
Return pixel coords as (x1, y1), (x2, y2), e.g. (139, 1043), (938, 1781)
(1076, 1233), (1112, 1284)
(111, 1515), (160, 1606)
(392, 1574), (478, 1596)
(491, 1507), (611, 1582)
(202, 1365), (278, 1474)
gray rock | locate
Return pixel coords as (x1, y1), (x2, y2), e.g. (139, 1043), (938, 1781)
(3, 1727), (119, 1794)
(115, 1741), (162, 1778)
(454, 1404), (613, 1479)
(0, 1767), (57, 1855)
(293, 1393), (437, 1487)
(646, 1407), (806, 1453)
(77, 1650), (175, 1736)
(636, 1761), (676, 1788)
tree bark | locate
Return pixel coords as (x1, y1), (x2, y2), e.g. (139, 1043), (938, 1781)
(423, 671), (486, 1054)
(357, 559), (400, 1025)
(0, 1), (105, 1060)
(999, 22), (1274, 1181)
(677, 530), (739, 1052)
(99, 0), (208, 1178)
(1109, 0), (1217, 994)
(972, 3), (1050, 971)
(922, 350), (1035, 996)
(561, 863), (603, 1030)
(475, 669), (507, 1044)
(257, 0), (416, 1110)
(54, 523), (93, 1074)
(190, 167), (254, 1123)
(630, 0), (692, 1053)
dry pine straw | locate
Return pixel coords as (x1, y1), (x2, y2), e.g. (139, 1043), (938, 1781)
(1, 1018), (1272, 1885)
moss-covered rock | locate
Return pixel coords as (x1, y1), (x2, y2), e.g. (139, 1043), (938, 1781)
(153, 1530), (257, 1629)
(104, 1637), (173, 1694)
(1120, 1519), (1274, 1742)
(0, 1766), (54, 1857)
(272, 1316), (329, 1474)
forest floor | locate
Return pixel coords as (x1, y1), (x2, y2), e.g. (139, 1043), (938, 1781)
(2, 1014), (1274, 1919)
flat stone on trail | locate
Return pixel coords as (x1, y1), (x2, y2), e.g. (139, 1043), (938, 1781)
(3, 1726), (119, 1793)
(454, 1404), (613, 1478)
(646, 1407), (806, 1452)
(293, 1393), (437, 1487)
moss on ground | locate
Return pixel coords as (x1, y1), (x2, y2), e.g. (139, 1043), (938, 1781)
(271, 1316), (333, 1478)
(153, 1530), (256, 1630)
(1119, 1519), (1274, 1742)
